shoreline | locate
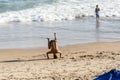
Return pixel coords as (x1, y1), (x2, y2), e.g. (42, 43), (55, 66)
(0, 41), (120, 61)
(0, 40), (120, 49)
(0, 17), (120, 49)
(0, 41), (120, 80)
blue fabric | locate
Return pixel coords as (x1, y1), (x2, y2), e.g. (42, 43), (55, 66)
(94, 69), (120, 80)
(96, 13), (99, 17)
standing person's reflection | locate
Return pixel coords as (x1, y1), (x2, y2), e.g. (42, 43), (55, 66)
(96, 18), (100, 42)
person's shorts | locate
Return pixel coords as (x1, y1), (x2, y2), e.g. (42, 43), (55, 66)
(96, 13), (99, 17)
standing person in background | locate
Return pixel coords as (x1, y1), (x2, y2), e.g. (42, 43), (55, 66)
(95, 5), (100, 27)
(95, 5), (100, 19)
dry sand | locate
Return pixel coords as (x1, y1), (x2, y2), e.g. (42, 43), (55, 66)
(0, 42), (120, 80)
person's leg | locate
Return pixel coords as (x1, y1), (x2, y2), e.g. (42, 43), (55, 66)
(57, 51), (62, 58)
(46, 51), (52, 59)
(47, 38), (51, 49)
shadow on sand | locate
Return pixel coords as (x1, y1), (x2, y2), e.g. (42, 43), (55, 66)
(0, 58), (53, 63)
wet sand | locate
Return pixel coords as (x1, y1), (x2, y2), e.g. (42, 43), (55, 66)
(0, 42), (120, 80)
(0, 17), (120, 49)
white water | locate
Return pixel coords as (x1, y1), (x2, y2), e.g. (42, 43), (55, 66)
(0, 0), (120, 23)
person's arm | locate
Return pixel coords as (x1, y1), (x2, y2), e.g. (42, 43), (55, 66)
(47, 38), (50, 49)
(98, 8), (100, 11)
(54, 32), (57, 40)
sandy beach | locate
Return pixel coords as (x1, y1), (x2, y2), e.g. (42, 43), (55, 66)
(0, 41), (120, 80)
(0, 0), (120, 80)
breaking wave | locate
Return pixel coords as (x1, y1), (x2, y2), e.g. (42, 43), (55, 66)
(0, 0), (120, 23)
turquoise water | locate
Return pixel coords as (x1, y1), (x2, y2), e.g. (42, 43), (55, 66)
(0, 0), (54, 12)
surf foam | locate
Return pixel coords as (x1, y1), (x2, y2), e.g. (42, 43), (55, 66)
(0, 0), (120, 23)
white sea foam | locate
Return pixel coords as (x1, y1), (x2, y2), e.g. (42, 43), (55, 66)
(0, 0), (120, 23)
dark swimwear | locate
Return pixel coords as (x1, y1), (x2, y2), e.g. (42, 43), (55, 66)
(49, 40), (56, 47)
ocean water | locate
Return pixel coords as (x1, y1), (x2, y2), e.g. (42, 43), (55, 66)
(0, 0), (120, 23)
(0, 17), (120, 49)
(0, 0), (120, 49)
